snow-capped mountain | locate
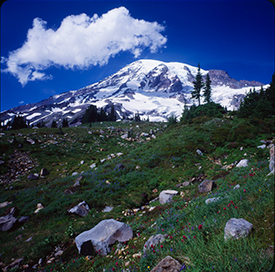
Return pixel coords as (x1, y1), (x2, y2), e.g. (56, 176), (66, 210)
(0, 59), (267, 126)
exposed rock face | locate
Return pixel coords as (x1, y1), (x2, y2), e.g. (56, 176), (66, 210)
(224, 218), (253, 240)
(75, 219), (133, 256)
(151, 256), (182, 272)
(159, 190), (178, 204)
(198, 180), (215, 193)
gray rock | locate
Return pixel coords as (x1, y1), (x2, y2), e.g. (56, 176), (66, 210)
(236, 159), (249, 168)
(196, 149), (203, 156)
(4, 258), (23, 271)
(72, 172), (79, 176)
(143, 234), (166, 252)
(233, 184), (240, 190)
(268, 144), (274, 173)
(40, 168), (49, 176)
(198, 180), (215, 193)
(151, 256), (182, 272)
(68, 201), (90, 217)
(0, 214), (17, 231)
(75, 219), (133, 256)
(224, 218), (253, 241)
(182, 181), (190, 187)
(102, 206), (114, 213)
(159, 190), (178, 204)
(205, 197), (220, 204)
(257, 144), (266, 149)
(18, 216), (29, 224)
(27, 173), (39, 180)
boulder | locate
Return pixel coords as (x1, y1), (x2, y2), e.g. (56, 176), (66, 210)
(224, 218), (253, 241)
(236, 159), (249, 168)
(75, 219), (133, 256)
(68, 201), (90, 217)
(151, 256), (182, 272)
(198, 180), (215, 193)
(0, 214), (17, 231)
(143, 234), (166, 252)
(159, 190), (178, 204)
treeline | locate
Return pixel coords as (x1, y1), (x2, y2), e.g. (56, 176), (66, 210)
(82, 105), (116, 124)
(1, 116), (70, 130)
(179, 64), (275, 124)
(237, 74), (275, 119)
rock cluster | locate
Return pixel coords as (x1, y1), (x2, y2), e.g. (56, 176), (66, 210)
(0, 150), (38, 184)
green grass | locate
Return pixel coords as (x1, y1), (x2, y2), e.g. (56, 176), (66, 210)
(0, 118), (274, 271)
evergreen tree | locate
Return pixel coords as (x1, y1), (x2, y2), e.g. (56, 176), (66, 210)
(62, 118), (69, 127)
(134, 112), (141, 122)
(108, 105), (116, 122)
(82, 105), (98, 123)
(51, 120), (57, 128)
(203, 73), (212, 103)
(192, 63), (204, 105)
(11, 115), (28, 130)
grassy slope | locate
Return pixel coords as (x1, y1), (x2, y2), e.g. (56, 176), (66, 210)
(0, 117), (274, 271)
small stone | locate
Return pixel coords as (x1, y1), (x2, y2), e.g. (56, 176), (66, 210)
(205, 197), (220, 204)
(151, 256), (181, 272)
(34, 203), (44, 214)
(196, 149), (203, 156)
(236, 159), (249, 168)
(198, 180), (215, 193)
(233, 184), (240, 190)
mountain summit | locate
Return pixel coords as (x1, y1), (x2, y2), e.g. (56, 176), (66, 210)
(1, 59), (265, 126)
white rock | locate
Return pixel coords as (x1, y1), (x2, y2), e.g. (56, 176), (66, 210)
(159, 190), (178, 204)
(257, 144), (266, 149)
(90, 163), (96, 169)
(205, 197), (220, 204)
(233, 184), (240, 190)
(236, 159), (249, 168)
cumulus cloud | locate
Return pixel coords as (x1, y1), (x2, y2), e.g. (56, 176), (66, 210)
(2, 7), (167, 86)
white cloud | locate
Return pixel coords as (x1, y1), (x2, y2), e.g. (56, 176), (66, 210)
(2, 7), (167, 86)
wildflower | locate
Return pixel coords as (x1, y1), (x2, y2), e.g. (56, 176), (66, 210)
(161, 228), (164, 231)
(243, 189), (246, 192)
(235, 206), (237, 209)
(160, 245), (163, 249)
(244, 175), (247, 178)
(198, 224), (203, 230)
(153, 250), (156, 253)
(115, 262), (119, 266)
(259, 189), (261, 192)
(170, 247), (173, 251)
(217, 210), (220, 214)
(112, 268), (115, 272)
(182, 235), (187, 239)
(193, 235), (196, 239)
(180, 263), (187, 270)
(223, 207), (226, 210)
(169, 235), (173, 239)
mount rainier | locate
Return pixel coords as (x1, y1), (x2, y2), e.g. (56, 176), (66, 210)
(1, 59), (267, 126)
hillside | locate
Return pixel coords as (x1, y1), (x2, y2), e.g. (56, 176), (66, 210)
(0, 59), (266, 128)
(0, 116), (274, 271)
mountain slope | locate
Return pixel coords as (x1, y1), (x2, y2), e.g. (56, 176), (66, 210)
(0, 59), (266, 126)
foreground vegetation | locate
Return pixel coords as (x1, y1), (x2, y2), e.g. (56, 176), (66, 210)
(0, 115), (274, 271)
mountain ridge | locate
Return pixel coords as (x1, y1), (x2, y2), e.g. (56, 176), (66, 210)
(0, 59), (266, 127)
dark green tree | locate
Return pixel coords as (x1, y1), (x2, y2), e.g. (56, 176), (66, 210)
(11, 115), (28, 130)
(192, 63), (204, 105)
(82, 105), (98, 123)
(51, 120), (57, 128)
(203, 73), (212, 103)
(62, 118), (69, 127)
(134, 112), (141, 122)
(108, 105), (116, 122)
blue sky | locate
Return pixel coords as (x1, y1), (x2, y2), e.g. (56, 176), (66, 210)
(1, 0), (274, 111)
